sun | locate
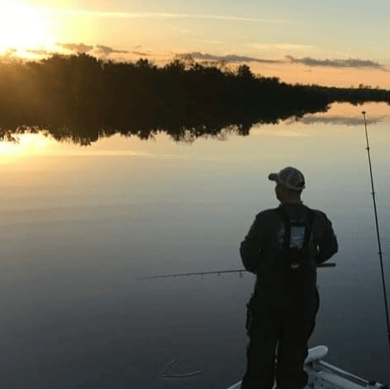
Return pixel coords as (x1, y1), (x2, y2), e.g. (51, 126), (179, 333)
(0, 0), (54, 53)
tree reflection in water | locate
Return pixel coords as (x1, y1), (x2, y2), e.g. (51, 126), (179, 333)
(1, 53), (389, 145)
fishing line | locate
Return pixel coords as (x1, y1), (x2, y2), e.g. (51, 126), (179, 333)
(362, 111), (390, 351)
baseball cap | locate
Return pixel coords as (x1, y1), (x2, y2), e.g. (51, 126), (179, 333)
(268, 167), (305, 191)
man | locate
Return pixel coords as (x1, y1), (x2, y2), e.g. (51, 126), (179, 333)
(240, 167), (338, 389)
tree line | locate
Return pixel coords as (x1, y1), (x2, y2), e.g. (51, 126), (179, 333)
(0, 53), (389, 145)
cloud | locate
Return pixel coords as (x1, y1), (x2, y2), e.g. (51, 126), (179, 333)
(286, 56), (387, 71)
(181, 52), (281, 64)
(54, 43), (135, 58)
(1, 48), (17, 58)
(95, 45), (129, 56)
(0, 48), (19, 63)
(25, 49), (50, 55)
(45, 9), (289, 24)
(56, 43), (93, 53)
(177, 52), (386, 72)
(290, 115), (384, 127)
(132, 51), (150, 56)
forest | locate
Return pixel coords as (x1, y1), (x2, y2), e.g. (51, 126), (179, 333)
(1, 53), (389, 145)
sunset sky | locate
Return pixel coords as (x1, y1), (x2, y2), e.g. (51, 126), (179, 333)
(1, 0), (390, 88)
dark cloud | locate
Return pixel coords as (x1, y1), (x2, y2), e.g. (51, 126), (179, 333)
(56, 43), (93, 53)
(132, 51), (150, 56)
(286, 56), (387, 71)
(95, 45), (129, 56)
(25, 49), (49, 55)
(55, 43), (131, 57)
(182, 52), (281, 64)
(292, 115), (384, 127)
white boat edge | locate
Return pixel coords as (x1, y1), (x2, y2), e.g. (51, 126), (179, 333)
(229, 346), (386, 389)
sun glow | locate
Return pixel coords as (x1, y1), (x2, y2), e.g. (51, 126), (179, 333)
(0, 134), (53, 164)
(0, 1), (54, 53)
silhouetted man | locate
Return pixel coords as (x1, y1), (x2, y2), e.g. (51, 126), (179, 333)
(240, 167), (338, 388)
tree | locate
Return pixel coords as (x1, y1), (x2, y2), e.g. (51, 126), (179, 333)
(236, 64), (254, 79)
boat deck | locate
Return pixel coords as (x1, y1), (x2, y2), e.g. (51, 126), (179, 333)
(229, 346), (386, 389)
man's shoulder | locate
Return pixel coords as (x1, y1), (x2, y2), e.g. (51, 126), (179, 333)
(308, 207), (332, 221)
(307, 207), (335, 233)
(254, 205), (332, 221)
(247, 208), (282, 235)
(254, 207), (281, 221)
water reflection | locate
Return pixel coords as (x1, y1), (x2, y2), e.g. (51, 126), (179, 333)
(0, 102), (389, 388)
(293, 102), (390, 127)
(2, 103), (390, 161)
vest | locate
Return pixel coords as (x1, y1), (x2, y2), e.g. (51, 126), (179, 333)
(276, 206), (316, 298)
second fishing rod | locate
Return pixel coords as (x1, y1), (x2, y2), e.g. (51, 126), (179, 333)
(362, 111), (390, 352)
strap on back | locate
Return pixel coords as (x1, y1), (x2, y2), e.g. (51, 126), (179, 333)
(277, 207), (291, 250)
(303, 208), (315, 249)
(277, 206), (315, 251)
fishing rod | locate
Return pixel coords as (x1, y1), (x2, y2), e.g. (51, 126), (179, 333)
(136, 262), (336, 281)
(362, 111), (390, 351)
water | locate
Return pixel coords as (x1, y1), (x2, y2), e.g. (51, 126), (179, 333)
(0, 102), (390, 388)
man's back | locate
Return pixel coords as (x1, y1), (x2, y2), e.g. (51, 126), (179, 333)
(240, 203), (338, 275)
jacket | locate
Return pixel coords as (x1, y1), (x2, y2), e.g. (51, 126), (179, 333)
(240, 203), (338, 305)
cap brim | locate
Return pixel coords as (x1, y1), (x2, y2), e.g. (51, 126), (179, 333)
(268, 173), (279, 182)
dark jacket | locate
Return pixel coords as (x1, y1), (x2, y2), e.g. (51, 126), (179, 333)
(240, 203), (338, 306)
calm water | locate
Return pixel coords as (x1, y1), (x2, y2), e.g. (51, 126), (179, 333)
(0, 102), (390, 388)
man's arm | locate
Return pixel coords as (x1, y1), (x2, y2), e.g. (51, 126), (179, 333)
(315, 211), (338, 264)
(240, 215), (263, 273)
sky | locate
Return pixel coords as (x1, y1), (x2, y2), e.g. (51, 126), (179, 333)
(1, 0), (390, 88)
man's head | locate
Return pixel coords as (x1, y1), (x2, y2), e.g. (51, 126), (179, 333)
(268, 167), (305, 204)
